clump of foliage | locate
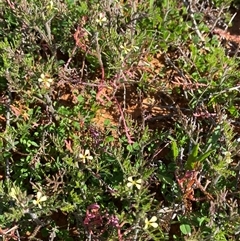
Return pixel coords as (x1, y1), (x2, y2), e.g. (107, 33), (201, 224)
(0, 0), (240, 240)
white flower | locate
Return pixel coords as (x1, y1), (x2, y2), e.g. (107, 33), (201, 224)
(127, 176), (142, 189)
(33, 192), (47, 209)
(96, 13), (107, 26)
(38, 73), (53, 88)
(144, 216), (158, 229)
(79, 149), (93, 163)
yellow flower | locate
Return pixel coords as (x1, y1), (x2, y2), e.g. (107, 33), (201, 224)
(79, 149), (93, 163)
(127, 176), (142, 189)
(120, 43), (139, 55)
(96, 13), (107, 26)
(33, 192), (47, 209)
(223, 151), (233, 164)
(132, 45), (139, 51)
(38, 73), (53, 88)
(120, 43), (132, 55)
(144, 216), (158, 229)
(47, 0), (54, 10)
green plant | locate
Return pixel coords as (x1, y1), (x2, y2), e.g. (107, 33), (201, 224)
(0, 0), (240, 240)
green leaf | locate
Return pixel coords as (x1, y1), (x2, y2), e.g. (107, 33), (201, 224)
(28, 140), (39, 147)
(185, 144), (214, 170)
(228, 105), (239, 117)
(185, 144), (199, 169)
(104, 119), (111, 126)
(132, 142), (140, 151)
(197, 149), (214, 163)
(150, 0), (154, 10)
(127, 144), (133, 152)
(77, 95), (84, 103)
(180, 224), (191, 235)
(197, 216), (207, 226)
(127, 142), (140, 152)
(158, 174), (174, 185)
(61, 203), (75, 212)
(171, 140), (179, 161)
(105, 136), (114, 143)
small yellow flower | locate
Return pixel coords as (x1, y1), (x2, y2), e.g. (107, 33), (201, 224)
(46, 0), (58, 11)
(144, 216), (158, 229)
(120, 43), (131, 55)
(33, 192), (47, 209)
(38, 73), (53, 88)
(132, 45), (139, 51)
(96, 13), (107, 26)
(120, 43), (139, 55)
(223, 151), (233, 164)
(127, 176), (142, 189)
(47, 0), (54, 10)
(79, 149), (93, 163)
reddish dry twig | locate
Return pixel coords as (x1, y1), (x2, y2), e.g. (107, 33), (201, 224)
(175, 170), (213, 213)
(193, 111), (217, 119)
(171, 77), (208, 90)
(114, 97), (134, 144)
(0, 225), (19, 241)
(65, 22), (90, 70)
(213, 28), (240, 44)
(5, 0), (15, 9)
(94, 32), (108, 105)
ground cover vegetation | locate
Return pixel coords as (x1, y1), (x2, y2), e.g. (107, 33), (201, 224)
(1, 0), (240, 240)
